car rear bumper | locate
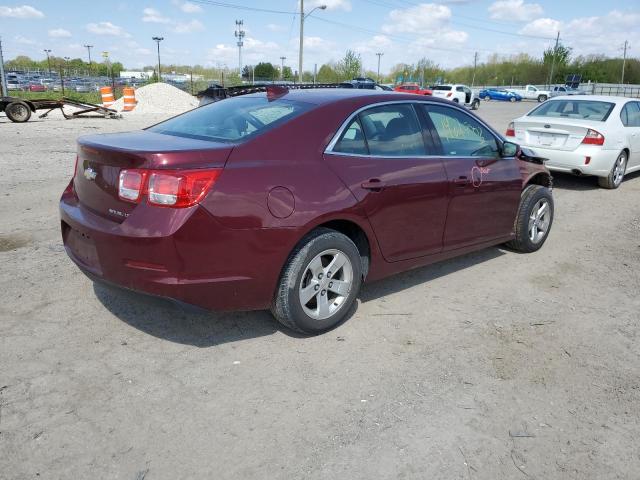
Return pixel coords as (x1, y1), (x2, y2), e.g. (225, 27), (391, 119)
(507, 141), (618, 177)
(59, 182), (289, 311)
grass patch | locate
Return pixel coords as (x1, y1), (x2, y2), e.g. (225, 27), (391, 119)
(8, 90), (103, 105)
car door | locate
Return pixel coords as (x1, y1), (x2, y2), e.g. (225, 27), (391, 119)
(419, 103), (522, 250)
(324, 103), (449, 262)
(621, 101), (640, 166)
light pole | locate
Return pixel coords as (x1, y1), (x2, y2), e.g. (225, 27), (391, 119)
(235, 20), (245, 79)
(280, 56), (286, 80)
(299, 2), (326, 83)
(62, 57), (70, 96)
(152, 36), (164, 82)
(43, 49), (52, 75)
(83, 44), (93, 75)
(375, 52), (383, 83)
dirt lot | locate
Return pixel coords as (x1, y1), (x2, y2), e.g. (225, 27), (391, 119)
(1, 101), (639, 480)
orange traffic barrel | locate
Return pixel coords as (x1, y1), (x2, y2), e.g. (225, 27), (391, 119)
(100, 86), (114, 107)
(122, 87), (137, 112)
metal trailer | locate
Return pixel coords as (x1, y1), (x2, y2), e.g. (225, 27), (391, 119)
(1, 96), (119, 123)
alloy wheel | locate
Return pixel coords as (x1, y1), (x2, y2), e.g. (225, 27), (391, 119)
(613, 153), (626, 187)
(528, 199), (551, 244)
(299, 249), (353, 320)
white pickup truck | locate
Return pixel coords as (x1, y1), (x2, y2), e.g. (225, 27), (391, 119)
(506, 85), (551, 102)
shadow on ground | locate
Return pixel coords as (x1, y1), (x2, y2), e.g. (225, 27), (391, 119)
(95, 246), (506, 345)
(551, 170), (640, 191)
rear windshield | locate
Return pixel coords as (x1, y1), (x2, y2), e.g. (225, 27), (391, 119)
(148, 96), (312, 142)
(401, 86), (418, 90)
(432, 85), (452, 91)
(528, 100), (615, 122)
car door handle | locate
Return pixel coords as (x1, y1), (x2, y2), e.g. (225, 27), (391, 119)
(361, 179), (385, 191)
(454, 176), (469, 186)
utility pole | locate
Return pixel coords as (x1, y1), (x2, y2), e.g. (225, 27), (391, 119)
(299, 2), (327, 84)
(62, 57), (70, 95)
(548, 32), (560, 86)
(152, 36), (164, 82)
(0, 37), (8, 97)
(83, 44), (93, 75)
(471, 51), (478, 87)
(621, 40), (629, 84)
(280, 56), (286, 80)
(44, 49), (52, 75)
(313, 63), (317, 84)
(235, 20), (245, 79)
(376, 52), (383, 83)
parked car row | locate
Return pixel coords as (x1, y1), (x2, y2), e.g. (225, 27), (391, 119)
(4, 71), (146, 94)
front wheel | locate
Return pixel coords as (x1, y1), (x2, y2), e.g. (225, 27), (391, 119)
(598, 151), (627, 189)
(506, 185), (554, 253)
(271, 228), (363, 334)
(509, 96), (516, 102)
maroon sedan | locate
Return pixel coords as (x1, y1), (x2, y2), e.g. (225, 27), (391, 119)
(60, 88), (553, 334)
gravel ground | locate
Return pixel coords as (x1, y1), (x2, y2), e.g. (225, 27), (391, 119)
(1, 100), (639, 480)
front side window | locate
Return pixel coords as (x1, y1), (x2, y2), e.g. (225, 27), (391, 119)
(148, 96), (311, 142)
(423, 105), (499, 157)
(359, 104), (425, 157)
(621, 102), (640, 127)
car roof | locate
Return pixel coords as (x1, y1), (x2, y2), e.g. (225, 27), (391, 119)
(546, 95), (632, 104)
(241, 88), (456, 106)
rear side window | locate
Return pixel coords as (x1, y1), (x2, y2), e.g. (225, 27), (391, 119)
(423, 105), (499, 157)
(621, 102), (640, 127)
(360, 104), (425, 156)
(148, 96), (311, 142)
(432, 85), (452, 91)
(333, 118), (367, 155)
(528, 100), (615, 121)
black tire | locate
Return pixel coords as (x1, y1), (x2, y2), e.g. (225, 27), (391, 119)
(506, 185), (554, 253)
(537, 95), (548, 102)
(471, 99), (480, 110)
(509, 96), (516, 102)
(5, 101), (32, 123)
(598, 151), (627, 189)
(271, 228), (363, 335)
(452, 98), (460, 103)
(483, 96), (490, 101)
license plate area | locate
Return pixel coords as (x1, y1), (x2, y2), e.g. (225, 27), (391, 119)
(64, 224), (101, 271)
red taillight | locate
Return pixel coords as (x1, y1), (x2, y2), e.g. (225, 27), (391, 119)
(582, 129), (605, 146)
(119, 169), (147, 203)
(118, 168), (221, 208)
(506, 122), (515, 137)
(446, 92), (452, 97)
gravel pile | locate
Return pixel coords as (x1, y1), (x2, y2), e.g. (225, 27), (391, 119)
(112, 82), (199, 115)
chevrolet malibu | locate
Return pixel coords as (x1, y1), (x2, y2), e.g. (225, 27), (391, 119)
(60, 88), (553, 334)
(506, 95), (640, 188)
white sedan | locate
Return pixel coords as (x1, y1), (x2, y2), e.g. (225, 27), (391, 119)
(506, 96), (640, 188)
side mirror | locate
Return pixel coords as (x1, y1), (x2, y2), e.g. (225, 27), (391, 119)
(501, 141), (518, 157)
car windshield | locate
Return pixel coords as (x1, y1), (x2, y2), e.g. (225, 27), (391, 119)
(528, 100), (615, 121)
(148, 96), (312, 142)
(432, 85), (452, 91)
(401, 86), (418, 90)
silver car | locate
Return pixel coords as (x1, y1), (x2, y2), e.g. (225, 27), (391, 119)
(550, 86), (587, 97)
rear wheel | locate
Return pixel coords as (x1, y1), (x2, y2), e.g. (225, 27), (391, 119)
(506, 185), (554, 253)
(452, 98), (459, 103)
(509, 96), (516, 102)
(5, 101), (31, 123)
(537, 94), (548, 102)
(471, 99), (480, 110)
(271, 228), (363, 334)
(598, 151), (627, 189)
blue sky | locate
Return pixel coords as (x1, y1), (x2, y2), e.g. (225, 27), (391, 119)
(1, 0), (638, 72)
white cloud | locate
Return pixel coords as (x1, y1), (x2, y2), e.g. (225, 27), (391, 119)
(14, 35), (37, 45)
(180, 1), (202, 13)
(267, 23), (285, 32)
(86, 21), (131, 37)
(48, 28), (72, 38)
(135, 48), (151, 55)
(519, 17), (561, 37)
(0, 4), (44, 18)
(489, 0), (543, 21)
(173, 19), (204, 33)
(142, 7), (170, 23)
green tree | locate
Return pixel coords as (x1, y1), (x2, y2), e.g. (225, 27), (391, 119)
(336, 50), (362, 81)
(253, 62), (277, 80)
(317, 63), (338, 83)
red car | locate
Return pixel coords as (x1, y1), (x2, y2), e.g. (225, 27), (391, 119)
(28, 83), (46, 92)
(394, 83), (432, 95)
(60, 88), (553, 334)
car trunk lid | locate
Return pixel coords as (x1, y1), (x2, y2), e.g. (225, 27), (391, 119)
(74, 131), (233, 221)
(512, 117), (595, 151)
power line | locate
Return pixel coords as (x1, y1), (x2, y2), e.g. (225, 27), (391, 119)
(188, 0), (295, 15)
